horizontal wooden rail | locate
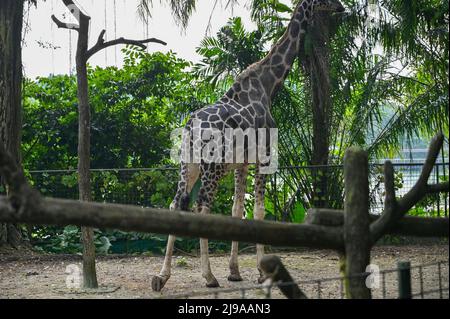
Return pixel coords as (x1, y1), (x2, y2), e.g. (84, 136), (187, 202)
(0, 196), (344, 250)
(306, 209), (449, 237)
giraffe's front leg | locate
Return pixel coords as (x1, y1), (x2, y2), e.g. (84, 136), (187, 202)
(228, 167), (248, 282)
(151, 234), (176, 291)
(254, 172), (267, 284)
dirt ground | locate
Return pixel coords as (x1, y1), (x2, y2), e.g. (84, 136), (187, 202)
(0, 244), (448, 299)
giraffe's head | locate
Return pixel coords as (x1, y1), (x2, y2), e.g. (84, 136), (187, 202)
(312, 0), (345, 13)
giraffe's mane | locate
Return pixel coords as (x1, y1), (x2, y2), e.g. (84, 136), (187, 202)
(236, 62), (261, 81)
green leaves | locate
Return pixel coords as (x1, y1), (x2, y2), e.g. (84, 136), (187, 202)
(23, 51), (209, 170)
(194, 17), (266, 88)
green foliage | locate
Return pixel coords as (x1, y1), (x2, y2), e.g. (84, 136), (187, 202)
(408, 174), (449, 217)
(291, 201), (306, 223)
(194, 17), (266, 88)
(22, 50), (210, 170)
(34, 226), (111, 254)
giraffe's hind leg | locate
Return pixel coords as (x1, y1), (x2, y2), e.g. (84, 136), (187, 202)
(228, 166), (248, 282)
(254, 167), (267, 284)
(197, 163), (226, 288)
(151, 164), (199, 292)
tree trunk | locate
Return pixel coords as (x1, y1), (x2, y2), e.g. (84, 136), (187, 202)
(0, 0), (24, 247)
(308, 13), (331, 208)
(51, 0), (163, 289)
(75, 15), (98, 289)
(343, 147), (371, 299)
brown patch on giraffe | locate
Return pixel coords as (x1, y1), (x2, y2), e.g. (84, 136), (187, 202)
(271, 54), (283, 65)
(238, 92), (250, 105)
(273, 64), (285, 78)
(278, 39), (290, 54)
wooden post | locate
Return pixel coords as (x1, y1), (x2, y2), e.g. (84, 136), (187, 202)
(398, 261), (412, 299)
(343, 147), (371, 299)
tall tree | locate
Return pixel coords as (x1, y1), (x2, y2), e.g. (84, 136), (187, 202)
(52, 0), (165, 288)
(0, 0), (25, 247)
(302, 12), (335, 208)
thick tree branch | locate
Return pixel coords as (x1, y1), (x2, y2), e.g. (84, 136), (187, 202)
(396, 133), (444, 213)
(260, 255), (308, 299)
(306, 209), (449, 237)
(368, 133), (445, 243)
(51, 14), (79, 31)
(370, 161), (398, 241)
(86, 31), (167, 59)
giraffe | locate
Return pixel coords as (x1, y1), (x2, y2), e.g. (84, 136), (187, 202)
(152, 0), (345, 291)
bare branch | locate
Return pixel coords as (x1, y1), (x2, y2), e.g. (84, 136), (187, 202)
(86, 31), (167, 60)
(94, 29), (107, 47)
(307, 209), (449, 238)
(417, 133), (444, 185)
(370, 161), (398, 242)
(51, 14), (79, 31)
(60, 0), (90, 22)
(397, 133), (444, 212)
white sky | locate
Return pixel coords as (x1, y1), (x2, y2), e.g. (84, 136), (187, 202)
(22, 0), (256, 78)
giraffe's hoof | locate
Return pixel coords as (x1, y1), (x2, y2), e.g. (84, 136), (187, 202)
(206, 277), (220, 288)
(151, 275), (168, 292)
(228, 273), (243, 282)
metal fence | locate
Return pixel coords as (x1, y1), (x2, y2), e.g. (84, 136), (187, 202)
(25, 162), (449, 220)
(161, 260), (449, 299)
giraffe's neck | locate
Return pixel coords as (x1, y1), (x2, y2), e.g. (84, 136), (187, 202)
(222, 0), (313, 108)
(260, 0), (313, 97)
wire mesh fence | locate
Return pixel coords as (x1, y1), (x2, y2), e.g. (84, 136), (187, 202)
(25, 162), (449, 219)
(369, 163), (449, 216)
(160, 260), (449, 299)
(25, 167), (179, 208)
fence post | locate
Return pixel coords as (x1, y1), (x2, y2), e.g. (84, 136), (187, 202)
(343, 147), (372, 299)
(398, 261), (412, 299)
(436, 164), (441, 217)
